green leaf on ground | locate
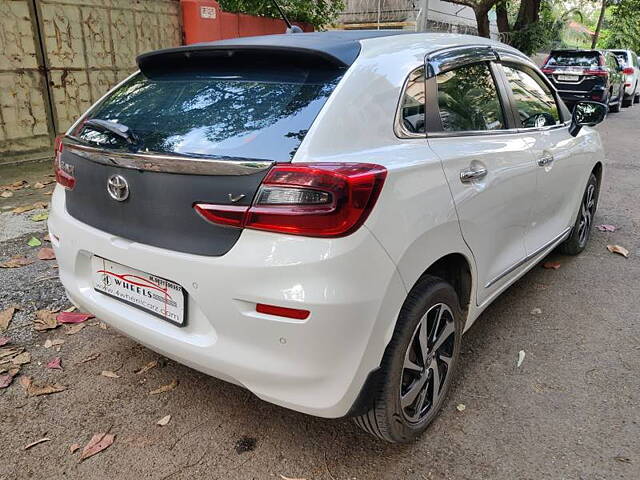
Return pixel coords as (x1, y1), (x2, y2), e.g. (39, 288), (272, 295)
(27, 237), (42, 247)
(30, 212), (49, 222)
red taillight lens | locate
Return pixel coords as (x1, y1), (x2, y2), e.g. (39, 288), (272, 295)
(541, 67), (554, 74)
(53, 135), (75, 190)
(585, 69), (608, 78)
(256, 303), (310, 320)
(623, 67), (634, 75)
(194, 163), (387, 237)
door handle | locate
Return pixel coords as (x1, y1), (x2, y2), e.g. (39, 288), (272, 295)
(537, 154), (554, 167)
(460, 165), (488, 183)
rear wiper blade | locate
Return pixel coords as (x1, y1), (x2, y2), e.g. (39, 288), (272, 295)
(84, 119), (140, 145)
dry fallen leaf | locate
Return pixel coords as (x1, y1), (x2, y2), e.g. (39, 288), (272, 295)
(63, 306), (76, 313)
(0, 368), (20, 389)
(0, 346), (24, 359)
(12, 204), (35, 214)
(0, 306), (17, 332)
(542, 261), (561, 270)
(65, 323), (86, 335)
(0, 190), (13, 198)
(33, 182), (45, 189)
(81, 432), (115, 461)
(78, 352), (100, 364)
(135, 360), (158, 375)
(157, 415), (171, 426)
(101, 370), (120, 379)
(46, 357), (62, 370)
(597, 224), (617, 232)
(57, 312), (93, 324)
(44, 338), (64, 349)
(517, 350), (526, 368)
(456, 403), (466, 412)
(150, 379), (178, 395)
(24, 438), (50, 450)
(0, 256), (35, 269)
(31, 212), (49, 222)
(280, 476), (307, 480)
(34, 310), (59, 331)
(28, 383), (66, 397)
(12, 351), (31, 366)
(69, 443), (81, 453)
(99, 322), (107, 330)
(607, 244), (629, 258)
(19, 375), (66, 396)
(37, 247), (56, 260)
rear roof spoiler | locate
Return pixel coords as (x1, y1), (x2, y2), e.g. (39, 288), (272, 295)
(138, 43), (358, 77)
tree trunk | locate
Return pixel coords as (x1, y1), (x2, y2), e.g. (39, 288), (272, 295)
(475, 8), (491, 38)
(496, 1), (510, 35)
(592, 0), (607, 48)
(514, 0), (541, 30)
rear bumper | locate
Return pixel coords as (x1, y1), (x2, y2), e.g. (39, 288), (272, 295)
(48, 186), (406, 417)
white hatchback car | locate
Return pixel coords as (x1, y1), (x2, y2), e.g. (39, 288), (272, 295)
(49, 31), (607, 443)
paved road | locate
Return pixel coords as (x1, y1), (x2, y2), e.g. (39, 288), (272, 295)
(1, 105), (639, 480)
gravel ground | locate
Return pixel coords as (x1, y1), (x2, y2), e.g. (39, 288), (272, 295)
(0, 107), (639, 480)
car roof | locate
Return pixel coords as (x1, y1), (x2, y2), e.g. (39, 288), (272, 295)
(138, 31), (518, 71)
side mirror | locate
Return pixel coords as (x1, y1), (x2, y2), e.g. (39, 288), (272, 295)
(569, 101), (607, 137)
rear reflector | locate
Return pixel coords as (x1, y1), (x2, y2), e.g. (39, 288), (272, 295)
(53, 135), (76, 190)
(623, 67), (634, 75)
(256, 303), (310, 320)
(195, 163), (387, 237)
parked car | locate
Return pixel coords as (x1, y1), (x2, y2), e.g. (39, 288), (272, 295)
(608, 49), (640, 107)
(49, 32), (607, 443)
(542, 49), (625, 112)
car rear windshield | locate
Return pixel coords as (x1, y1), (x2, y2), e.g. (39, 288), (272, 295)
(71, 67), (341, 161)
(546, 52), (600, 67)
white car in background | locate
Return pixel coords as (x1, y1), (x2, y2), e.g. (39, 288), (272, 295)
(609, 49), (640, 107)
(49, 31), (607, 443)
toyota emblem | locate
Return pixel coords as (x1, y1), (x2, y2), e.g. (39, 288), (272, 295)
(107, 174), (129, 202)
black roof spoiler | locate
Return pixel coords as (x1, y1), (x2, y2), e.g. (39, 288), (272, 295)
(137, 31), (410, 75)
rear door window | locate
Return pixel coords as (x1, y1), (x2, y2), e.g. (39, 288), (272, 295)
(399, 67), (426, 134)
(502, 64), (560, 128)
(72, 69), (341, 161)
(546, 52), (600, 67)
(436, 62), (505, 132)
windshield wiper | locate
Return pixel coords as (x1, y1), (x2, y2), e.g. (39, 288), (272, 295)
(84, 119), (140, 146)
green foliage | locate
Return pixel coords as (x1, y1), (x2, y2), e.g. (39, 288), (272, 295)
(509, 2), (566, 55)
(217, 0), (345, 28)
(600, 0), (640, 51)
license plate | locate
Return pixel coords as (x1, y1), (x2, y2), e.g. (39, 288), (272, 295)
(557, 75), (579, 82)
(91, 256), (186, 326)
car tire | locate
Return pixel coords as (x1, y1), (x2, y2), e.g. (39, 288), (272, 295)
(558, 173), (599, 256)
(609, 99), (621, 113)
(622, 95), (633, 108)
(634, 90), (640, 104)
(353, 275), (463, 443)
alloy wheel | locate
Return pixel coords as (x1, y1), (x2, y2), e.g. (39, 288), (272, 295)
(400, 303), (456, 423)
(577, 183), (596, 246)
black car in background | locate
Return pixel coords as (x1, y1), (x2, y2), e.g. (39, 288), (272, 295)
(542, 49), (625, 112)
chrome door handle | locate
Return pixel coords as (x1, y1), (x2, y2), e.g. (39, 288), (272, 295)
(537, 155), (554, 167)
(460, 166), (488, 183)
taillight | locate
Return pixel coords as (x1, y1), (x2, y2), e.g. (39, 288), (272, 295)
(256, 303), (310, 320)
(541, 67), (554, 74)
(623, 67), (634, 75)
(194, 163), (387, 237)
(585, 69), (608, 78)
(53, 135), (75, 190)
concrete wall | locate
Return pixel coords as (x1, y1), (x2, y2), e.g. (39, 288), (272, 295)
(0, 0), (181, 164)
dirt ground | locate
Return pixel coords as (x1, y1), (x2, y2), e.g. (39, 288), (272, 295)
(1, 106), (639, 480)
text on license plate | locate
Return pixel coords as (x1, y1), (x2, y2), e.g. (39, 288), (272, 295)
(91, 256), (186, 326)
(557, 74), (579, 82)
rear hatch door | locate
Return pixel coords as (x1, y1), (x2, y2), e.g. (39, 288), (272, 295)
(61, 46), (346, 256)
